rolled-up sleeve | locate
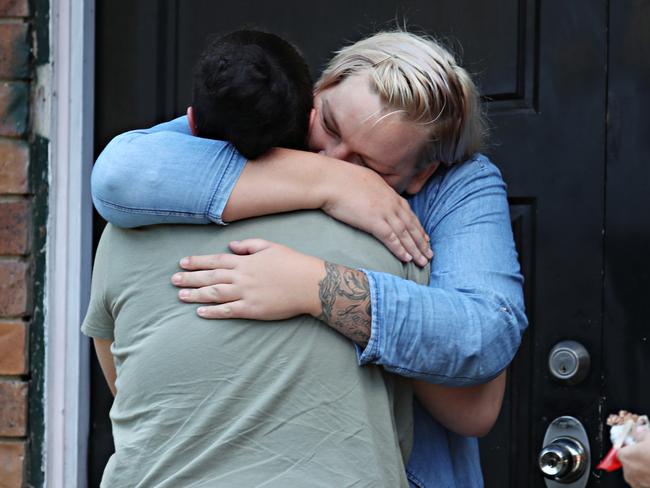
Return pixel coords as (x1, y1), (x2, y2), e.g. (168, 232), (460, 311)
(357, 155), (528, 386)
(92, 116), (247, 227)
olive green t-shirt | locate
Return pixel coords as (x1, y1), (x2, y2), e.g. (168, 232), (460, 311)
(82, 210), (429, 488)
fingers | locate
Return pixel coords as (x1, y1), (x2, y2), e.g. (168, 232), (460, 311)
(196, 301), (248, 319)
(382, 210), (432, 267)
(395, 199), (433, 265)
(172, 269), (233, 288)
(400, 208), (433, 260)
(179, 253), (239, 270)
(375, 226), (413, 264)
(389, 216), (428, 267)
(229, 238), (274, 255)
(178, 284), (240, 304)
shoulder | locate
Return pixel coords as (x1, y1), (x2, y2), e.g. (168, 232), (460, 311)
(237, 211), (412, 276)
(437, 153), (504, 191)
(409, 154), (508, 230)
(415, 154), (504, 202)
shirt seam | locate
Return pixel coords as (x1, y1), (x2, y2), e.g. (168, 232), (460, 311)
(206, 148), (246, 225)
(81, 323), (114, 340)
(356, 269), (382, 364)
(94, 196), (209, 219)
(406, 468), (427, 488)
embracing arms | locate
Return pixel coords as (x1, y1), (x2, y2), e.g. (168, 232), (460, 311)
(94, 120), (526, 433)
(173, 157), (527, 386)
(95, 121), (526, 382)
(175, 245), (509, 437)
(93, 117), (431, 265)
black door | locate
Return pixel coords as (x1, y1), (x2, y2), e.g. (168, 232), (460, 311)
(92, 1), (649, 486)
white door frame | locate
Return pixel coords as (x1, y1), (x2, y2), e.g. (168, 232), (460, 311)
(45, 0), (95, 486)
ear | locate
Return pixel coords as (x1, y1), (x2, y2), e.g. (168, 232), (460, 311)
(187, 106), (199, 136)
(308, 107), (317, 131)
(405, 161), (440, 195)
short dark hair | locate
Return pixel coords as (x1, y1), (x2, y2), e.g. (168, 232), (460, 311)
(192, 30), (313, 159)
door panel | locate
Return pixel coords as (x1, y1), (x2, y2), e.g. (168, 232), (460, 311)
(94, 1), (647, 487)
(602, 1), (650, 485)
(489, 2), (607, 485)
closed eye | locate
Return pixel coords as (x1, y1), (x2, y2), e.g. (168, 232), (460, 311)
(322, 111), (339, 138)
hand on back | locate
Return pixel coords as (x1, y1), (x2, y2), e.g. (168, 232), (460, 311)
(172, 239), (325, 320)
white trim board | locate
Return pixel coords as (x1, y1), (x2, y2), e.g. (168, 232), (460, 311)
(45, 0), (95, 487)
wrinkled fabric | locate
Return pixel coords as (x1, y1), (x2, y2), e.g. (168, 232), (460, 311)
(359, 154), (527, 386)
(92, 117), (246, 227)
(92, 117), (528, 487)
(82, 212), (428, 487)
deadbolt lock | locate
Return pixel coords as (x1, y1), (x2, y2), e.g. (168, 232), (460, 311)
(548, 341), (590, 385)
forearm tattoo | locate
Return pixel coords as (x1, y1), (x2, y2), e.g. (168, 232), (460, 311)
(317, 262), (371, 346)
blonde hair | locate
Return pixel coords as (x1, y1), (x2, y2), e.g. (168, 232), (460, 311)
(315, 31), (486, 166)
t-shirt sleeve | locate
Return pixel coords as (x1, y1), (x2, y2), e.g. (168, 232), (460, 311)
(81, 227), (115, 340)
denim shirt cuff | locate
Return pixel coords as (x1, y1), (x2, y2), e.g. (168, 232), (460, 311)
(354, 269), (383, 365)
(206, 150), (247, 225)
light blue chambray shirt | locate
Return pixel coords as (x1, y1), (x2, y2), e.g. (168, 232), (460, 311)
(92, 117), (528, 488)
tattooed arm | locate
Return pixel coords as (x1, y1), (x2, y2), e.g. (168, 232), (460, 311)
(317, 262), (372, 347)
(316, 262), (505, 437)
(173, 238), (504, 437)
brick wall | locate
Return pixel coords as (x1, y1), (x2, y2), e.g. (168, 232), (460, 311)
(0, 0), (35, 486)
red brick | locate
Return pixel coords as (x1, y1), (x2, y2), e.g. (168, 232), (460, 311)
(0, 441), (25, 488)
(0, 82), (28, 137)
(0, 200), (29, 254)
(0, 321), (26, 374)
(0, 139), (28, 194)
(0, 0), (29, 17)
(0, 23), (30, 79)
(0, 260), (28, 316)
(0, 381), (27, 436)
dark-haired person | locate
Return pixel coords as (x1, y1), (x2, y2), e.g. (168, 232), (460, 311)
(87, 30), (426, 486)
(91, 30), (523, 487)
(190, 30), (313, 159)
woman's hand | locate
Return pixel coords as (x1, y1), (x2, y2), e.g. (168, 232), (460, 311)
(320, 164), (432, 267)
(619, 431), (650, 488)
(172, 239), (325, 320)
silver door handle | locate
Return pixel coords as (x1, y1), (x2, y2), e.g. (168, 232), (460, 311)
(539, 416), (591, 487)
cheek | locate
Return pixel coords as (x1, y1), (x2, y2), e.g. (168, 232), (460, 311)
(384, 175), (405, 191)
(307, 132), (321, 152)
(307, 124), (330, 153)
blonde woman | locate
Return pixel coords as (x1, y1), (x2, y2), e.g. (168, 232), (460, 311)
(93, 31), (527, 487)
